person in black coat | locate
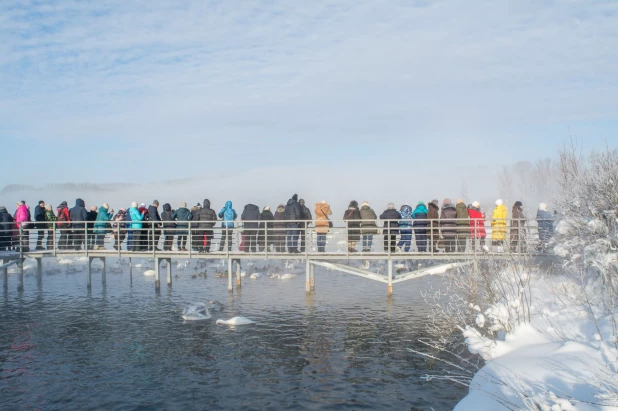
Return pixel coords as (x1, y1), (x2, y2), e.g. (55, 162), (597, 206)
(298, 199), (312, 253)
(160, 203), (175, 251)
(86, 205), (98, 250)
(241, 203), (261, 252)
(258, 206), (274, 252)
(343, 200), (362, 252)
(284, 194), (302, 253)
(193, 199), (217, 253)
(69, 198), (88, 250)
(34, 200), (46, 250)
(147, 200), (162, 251)
(273, 204), (287, 252)
(380, 203), (401, 253)
(0, 206), (15, 250)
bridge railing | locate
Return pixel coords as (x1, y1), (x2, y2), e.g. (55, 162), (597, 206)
(0, 217), (555, 257)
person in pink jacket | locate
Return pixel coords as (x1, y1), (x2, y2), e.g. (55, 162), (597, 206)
(14, 201), (30, 251)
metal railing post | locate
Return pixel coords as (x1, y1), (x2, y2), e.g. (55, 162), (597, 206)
(19, 224), (23, 259)
(85, 225), (88, 256)
(152, 220), (156, 258)
(305, 223), (309, 258)
(53, 221), (57, 257)
(188, 221), (192, 258)
(265, 223), (268, 258)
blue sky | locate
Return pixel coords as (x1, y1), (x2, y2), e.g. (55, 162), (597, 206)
(0, 0), (617, 211)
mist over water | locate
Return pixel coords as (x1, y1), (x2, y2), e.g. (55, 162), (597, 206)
(0, 259), (466, 409)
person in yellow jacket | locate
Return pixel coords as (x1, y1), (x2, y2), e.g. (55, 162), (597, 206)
(491, 199), (508, 248)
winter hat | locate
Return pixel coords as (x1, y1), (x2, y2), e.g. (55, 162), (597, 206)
(131, 202), (138, 208)
(321, 200), (328, 204)
(264, 206), (270, 211)
(292, 194), (298, 202)
(196, 203), (201, 207)
(299, 199), (305, 205)
(140, 203), (146, 208)
(0, 206), (6, 212)
(514, 201), (523, 207)
(180, 202), (187, 208)
(60, 201), (67, 207)
(456, 198), (464, 204)
(153, 200), (159, 206)
(495, 199), (503, 206)
(431, 199), (439, 206)
(349, 200), (358, 208)
(362, 201), (369, 207)
(119, 208), (126, 212)
(443, 198), (452, 206)
(103, 203), (109, 209)
(45, 204), (52, 211)
(387, 203), (395, 209)
(539, 203), (548, 211)
(417, 201), (425, 206)
(90, 205), (97, 211)
(39, 200), (45, 205)
(472, 201), (480, 208)
(16, 201), (23, 206)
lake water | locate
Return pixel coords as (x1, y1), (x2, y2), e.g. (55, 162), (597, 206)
(0, 257), (466, 410)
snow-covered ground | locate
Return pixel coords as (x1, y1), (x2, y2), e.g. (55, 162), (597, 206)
(455, 271), (618, 410)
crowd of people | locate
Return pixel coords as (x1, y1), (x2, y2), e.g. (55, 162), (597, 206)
(0, 195), (555, 254)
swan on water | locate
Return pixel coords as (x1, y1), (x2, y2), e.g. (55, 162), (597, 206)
(240, 271), (246, 278)
(57, 257), (73, 265)
(143, 269), (156, 276)
(270, 273), (295, 280)
(214, 271), (227, 278)
(182, 303), (211, 321)
(216, 317), (255, 325)
(284, 261), (295, 270)
(249, 273), (261, 280)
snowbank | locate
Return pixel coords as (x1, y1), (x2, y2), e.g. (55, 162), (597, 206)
(455, 274), (618, 410)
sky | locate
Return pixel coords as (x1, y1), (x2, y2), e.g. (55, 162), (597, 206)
(1, 0), (617, 213)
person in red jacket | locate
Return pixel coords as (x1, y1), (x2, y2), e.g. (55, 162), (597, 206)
(56, 201), (71, 250)
(468, 201), (488, 252)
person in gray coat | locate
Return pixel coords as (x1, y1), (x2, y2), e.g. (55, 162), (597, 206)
(359, 201), (378, 252)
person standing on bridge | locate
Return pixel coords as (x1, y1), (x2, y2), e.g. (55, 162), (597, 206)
(44, 205), (56, 250)
(298, 199), (312, 253)
(455, 199), (470, 252)
(510, 201), (527, 253)
(172, 202), (192, 252)
(0, 206), (15, 251)
(440, 199), (458, 253)
(34, 200), (46, 251)
(412, 201), (429, 252)
(360, 201), (378, 253)
(86, 205), (98, 250)
(218, 201), (237, 252)
(427, 200), (440, 252)
(344, 200), (362, 252)
(56, 201), (71, 250)
(258, 206), (274, 252)
(193, 199), (217, 253)
(111, 208), (127, 250)
(468, 201), (487, 252)
(285, 194), (302, 253)
(128, 202), (145, 251)
(14, 201), (30, 252)
(160, 203), (175, 251)
(147, 200), (162, 252)
(491, 199), (508, 252)
(69, 199), (88, 250)
(241, 203), (261, 253)
(93, 204), (113, 250)
(315, 201), (332, 253)
(379, 203), (400, 253)
(397, 204), (414, 252)
(273, 204), (287, 252)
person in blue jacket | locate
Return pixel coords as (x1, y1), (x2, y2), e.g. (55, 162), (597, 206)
(93, 203), (113, 250)
(397, 204), (413, 252)
(218, 201), (237, 252)
(128, 202), (145, 251)
(172, 202), (192, 252)
(412, 201), (429, 252)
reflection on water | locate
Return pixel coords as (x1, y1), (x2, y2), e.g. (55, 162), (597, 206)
(0, 258), (466, 410)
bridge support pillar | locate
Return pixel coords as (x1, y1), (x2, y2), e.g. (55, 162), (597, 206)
(101, 258), (106, 286)
(305, 259), (310, 294)
(1, 259), (7, 290)
(166, 259), (172, 287)
(87, 257), (93, 289)
(17, 258), (24, 291)
(227, 258), (233, 292)
(236, 259), (241, 288)
(35, 257), (42, 278)
(155, 258), (161, 292)
(387, 259), (393, 296)
(310, 262), (315, 292)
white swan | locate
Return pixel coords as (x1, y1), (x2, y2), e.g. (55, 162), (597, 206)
(216, 317), (255, 325)
(176, 260), (189, 270)
(182, 303), (211, 321)
(280, 273), (295, 280)
(250, 273), (261, 280)
(143, 269), (156, 276)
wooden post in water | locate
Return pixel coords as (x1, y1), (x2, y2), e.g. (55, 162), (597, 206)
(1, 259), (7, 290)
(227, 257), (233, 292)
(166, 258), (172, 287)
(310, 262), (315, 292)
(17, 258), (24, 291)
(387, 258), (393, 296)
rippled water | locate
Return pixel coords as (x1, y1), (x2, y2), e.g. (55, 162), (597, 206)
(1, 258), (466, 410)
